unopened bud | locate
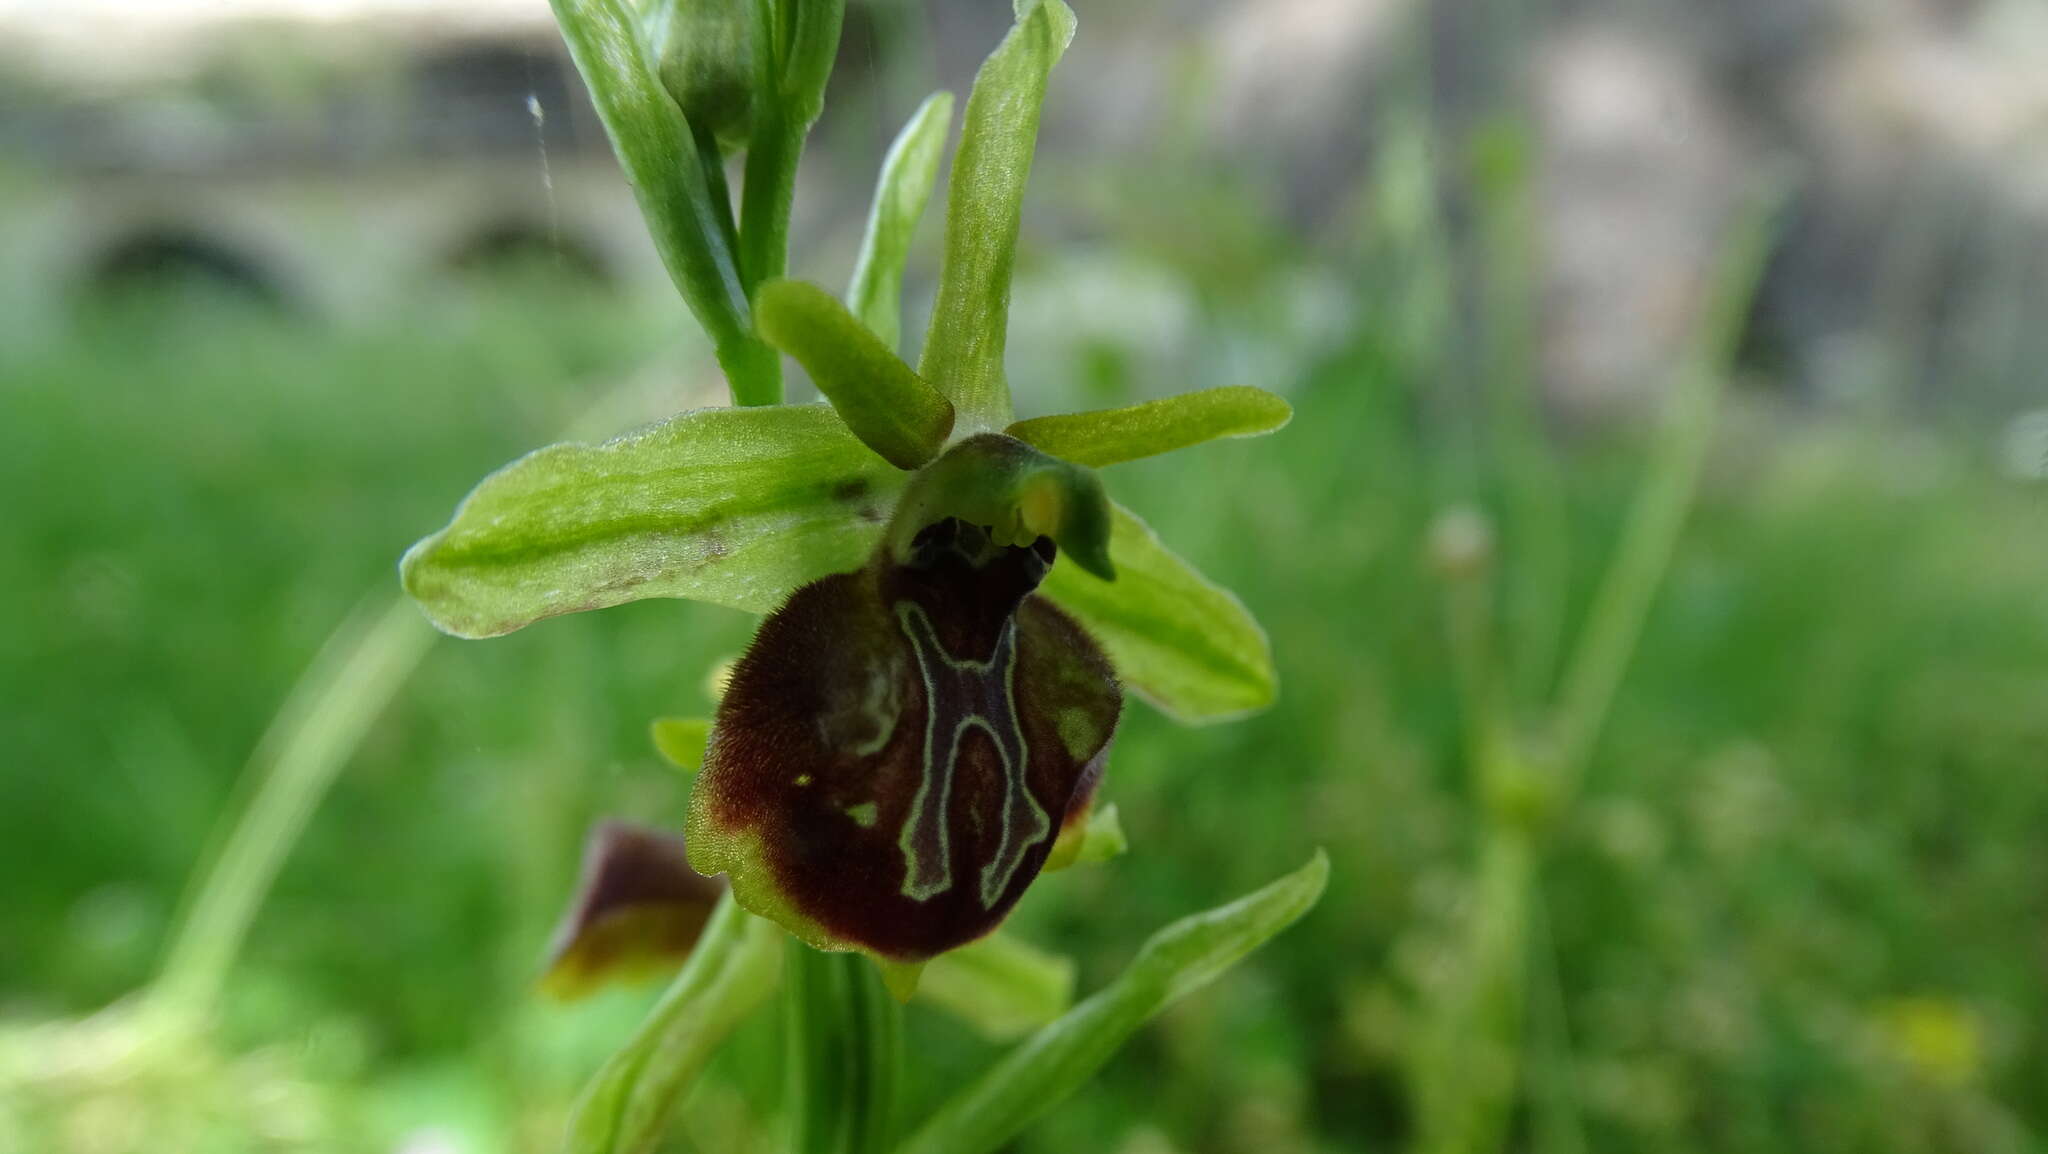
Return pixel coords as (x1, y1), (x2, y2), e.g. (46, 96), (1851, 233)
(648, 0), (756, 149)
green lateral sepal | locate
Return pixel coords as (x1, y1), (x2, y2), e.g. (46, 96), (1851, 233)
(1040, 502), (1276, 722)
(400, 404), (901, 638)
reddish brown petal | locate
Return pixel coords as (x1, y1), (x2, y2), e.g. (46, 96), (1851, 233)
(540, 820), (725, 999)
(686, 520), (1120, 962)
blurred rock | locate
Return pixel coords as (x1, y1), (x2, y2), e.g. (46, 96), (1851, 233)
(1535, 23), (1748, 421)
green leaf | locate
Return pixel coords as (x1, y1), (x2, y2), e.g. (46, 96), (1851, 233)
(916, 933), (1076, 1041)
(755, 279), (954, 470)
(650, 718), (712, 772)
(918, 0), (1076, 433)
(1007, 386), (1293, 468)
(401, 404), (899, 638)
(894, 851), (1329, 1154)
(1040, 503), (1276, 722)
(564, 893), (782, 1154)
(548, 0), (778, 405)
(848, 91), (954, 352)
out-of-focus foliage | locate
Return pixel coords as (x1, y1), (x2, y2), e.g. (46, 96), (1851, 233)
(7, 252), (2047, 1151)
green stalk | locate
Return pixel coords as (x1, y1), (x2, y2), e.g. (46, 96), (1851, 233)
(1474, 121), (1570, 704)
(149, 596), (436, 1016)
(549, 0), (778, 406)
(1409, 829), (1534, 1154)
(784, 947), (899, 1154)
(1548, 190), (1781, 791)
(740, 115), (803, 302)
(565, 893), (785, 1154)
(738, 0), (843, 305)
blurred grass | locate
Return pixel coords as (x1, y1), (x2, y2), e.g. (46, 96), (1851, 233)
(4, 247), (2047, 1154)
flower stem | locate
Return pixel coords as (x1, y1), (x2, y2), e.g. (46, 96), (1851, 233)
(1548, 186), (1782, 792)
(784, 946), (900, 1154)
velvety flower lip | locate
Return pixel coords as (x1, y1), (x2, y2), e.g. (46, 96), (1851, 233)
(685, 510), (1122, 965)
(540, 820), (725, 999)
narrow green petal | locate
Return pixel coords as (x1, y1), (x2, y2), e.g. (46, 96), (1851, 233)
(401, 404), (900, 638)
(917, 933), (1077, 1040)
(650, 718), (713, 772)
(1041, 503), (1276, 722)
(1007, 386), (1293, 468)
(848, 92), (955, 352)
(548, 0), (777, 404)
(755, 278), (954, 469)
(918, 0), (1076, 432)
(563, 893), (782, 1154)
(895, 852), (1328, 1154)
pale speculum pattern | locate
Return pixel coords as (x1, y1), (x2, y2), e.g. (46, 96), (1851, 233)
(893, 601), (1049, 907)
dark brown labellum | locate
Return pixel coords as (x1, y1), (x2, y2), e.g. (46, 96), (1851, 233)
(541, 820), (725, 999)
(686, 519), (1121, 962)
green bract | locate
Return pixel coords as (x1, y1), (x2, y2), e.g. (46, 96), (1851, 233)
(895, 851), (1329, 1154)
(848, 91), (954, 353)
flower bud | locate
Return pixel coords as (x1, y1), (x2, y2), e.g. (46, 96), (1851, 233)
(646, 0), (756, 149)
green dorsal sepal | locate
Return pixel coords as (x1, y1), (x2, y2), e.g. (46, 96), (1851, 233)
(886, 434), (1114, 581)
(918, 0), (1077, 431)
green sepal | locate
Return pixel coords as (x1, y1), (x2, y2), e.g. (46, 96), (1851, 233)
(875, 958), (926, 1003)
(650, 718), (712, 772)
(894, 851), (1329, 1154)
(1040, 503), (1276, 722)
(849, 91), (956, 352)
(563, 892), (783, 1154)
(1043, 802), (1125, 872)
(918, 0), (1077, 432)
(547, 0), (777, 405)
(401, 404), (901, 638)
(916, 933), (1077, 1040)
(886, 434), (1114, 581)
(755, 278), (955, 470)
(1006, 386), (1293, 468)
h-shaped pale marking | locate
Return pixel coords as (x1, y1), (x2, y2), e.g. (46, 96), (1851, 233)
(893, 601), (1049, 907)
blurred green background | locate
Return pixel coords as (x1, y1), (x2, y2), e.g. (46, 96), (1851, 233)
(4, 1), (2047, 1151)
